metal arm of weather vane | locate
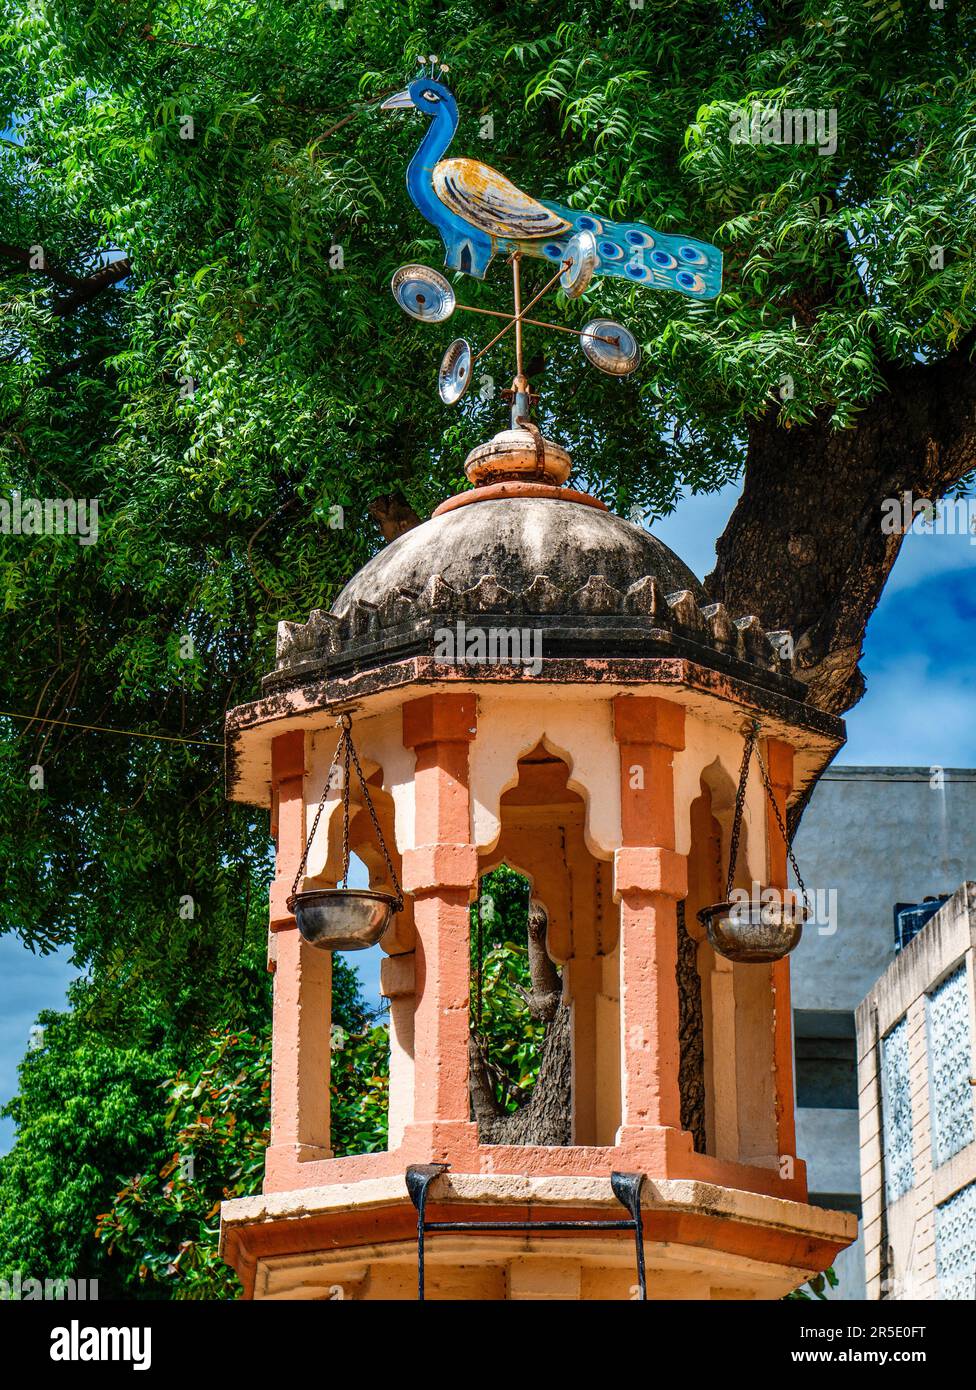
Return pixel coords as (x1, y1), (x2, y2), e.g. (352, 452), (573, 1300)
(455, 301), (620, 347)
(465, 254), (620, 366)
(471, 258), (571, 364)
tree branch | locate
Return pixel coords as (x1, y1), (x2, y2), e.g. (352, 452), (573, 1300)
(367, 493), (421, 542)
(524, 898), (561, 1022)
(0, 242), (131, 314)
(52, 258), (131, 316)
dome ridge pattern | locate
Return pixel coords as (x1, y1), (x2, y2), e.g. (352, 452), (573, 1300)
(264, 493), (799, 698)
(270, 568), (793, 690)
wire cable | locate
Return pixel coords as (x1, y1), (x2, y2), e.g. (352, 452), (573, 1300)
(0, 709), (224, 748)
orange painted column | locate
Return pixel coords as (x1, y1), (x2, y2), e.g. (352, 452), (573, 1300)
(765, 739), (801, 1173)
(269, 729), (306, 931)
(266, 730), (332, 1184)
(612, 696), (689, 1157)
(400, 693), (479, 1163)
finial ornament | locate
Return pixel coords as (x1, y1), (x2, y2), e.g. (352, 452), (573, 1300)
(383, 69), (722, 420)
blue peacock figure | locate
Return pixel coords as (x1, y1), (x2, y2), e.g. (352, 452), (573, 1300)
(383, 60), (722, 403)
(382, 69), (722, 296)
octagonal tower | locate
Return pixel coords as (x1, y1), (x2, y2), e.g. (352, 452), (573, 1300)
(220, 424), (856, 1300)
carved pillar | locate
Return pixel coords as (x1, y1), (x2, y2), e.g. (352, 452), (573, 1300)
(765, 738), (801, 1171)
(612, 696), (689, 1151)
(400, 693), (479, 1160)
(267, 730), (332, 1180)
(380, 951), (415, 1149)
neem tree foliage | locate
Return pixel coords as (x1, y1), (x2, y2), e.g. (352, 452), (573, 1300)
(0, 0), (974, 1293)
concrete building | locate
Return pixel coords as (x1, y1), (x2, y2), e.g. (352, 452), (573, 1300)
(855, 884), (976, 1299)
(789, 767), (976, 1298)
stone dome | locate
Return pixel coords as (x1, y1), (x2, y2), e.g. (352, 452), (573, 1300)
(268, 428), (795, 696)
(332, 495), (705, 619)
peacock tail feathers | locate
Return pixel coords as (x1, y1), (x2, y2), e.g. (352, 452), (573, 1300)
(528, 202), (723, 301)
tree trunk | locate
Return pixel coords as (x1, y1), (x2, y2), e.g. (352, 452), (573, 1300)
(469, 900), (572, 1145)
(470, 1004), (573, 1146)
(707, 338), (976, 714)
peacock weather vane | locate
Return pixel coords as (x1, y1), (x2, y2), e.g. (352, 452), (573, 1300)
(383, 58), (723, 416)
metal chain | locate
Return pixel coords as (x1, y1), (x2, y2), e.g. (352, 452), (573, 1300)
(341, 731), (351, 886)
(754, 739), (811, 914)
(288, 721), (347, 904)
(288, 714), (404, 910)
(346, 733), (405, 910)
(725, 722), (758, 900)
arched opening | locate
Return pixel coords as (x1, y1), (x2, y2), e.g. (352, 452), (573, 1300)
(302, 763), (407, 1159)
(469, 866), (556, 1119)
(474, 742), (618, 1146)
(330, 852), (390, 1157)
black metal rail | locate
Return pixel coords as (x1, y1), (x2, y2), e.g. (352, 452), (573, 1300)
(405, 1164), (647, 1301)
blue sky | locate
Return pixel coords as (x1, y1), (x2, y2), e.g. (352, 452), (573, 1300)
(2, 482), (974, 1150)
(654, 483), (976, 768)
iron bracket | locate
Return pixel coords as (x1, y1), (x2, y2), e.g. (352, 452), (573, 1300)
(405, 1163), (450, 1301)
(611, 1170), (647, 1300)
(405, 1164), (647, 1301)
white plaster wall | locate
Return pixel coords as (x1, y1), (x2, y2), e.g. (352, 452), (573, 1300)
(794, 770), (976, 1301)
(468, 691), (621, 858)
(304, 711), (417, 878)
(673, 713), (770, 886)
(829, 1226), (866, 1301)
(796, 1108), (862, 1194)
(794, 1107), (865, 1299)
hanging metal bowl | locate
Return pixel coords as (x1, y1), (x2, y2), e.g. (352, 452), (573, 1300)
(290, 889), (399, 952)
(697, 897), (808, 964)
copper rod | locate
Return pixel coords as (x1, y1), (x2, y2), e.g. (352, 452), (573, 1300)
(513, 253), (524, 379)
(456, 302), (619, 346)
(472, 261), (569, 363)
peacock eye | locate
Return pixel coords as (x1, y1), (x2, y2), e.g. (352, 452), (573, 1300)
(676, 270), (707, 293)
(422, 89), (440, 102)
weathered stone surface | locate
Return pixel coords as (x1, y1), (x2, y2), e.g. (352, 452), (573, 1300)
(667, 589), (708, 636)
(521, 574), (564, 613)
(625, 575), (667, 620)
(701, 602), (738, 654)
(572, 574), (624, 615)
(334, 496), (705, 618)
(735, 615), (770, 666)
(268, 495), (807, 696)
(417, 574), (455, 613)
(462, 574), (517, 613)
(379, 587), (416, 628)
(276, 609), (340, 668)
(347, 600), (378, 639)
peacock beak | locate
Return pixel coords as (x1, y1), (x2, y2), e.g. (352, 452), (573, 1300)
(380, 89), (414, 110)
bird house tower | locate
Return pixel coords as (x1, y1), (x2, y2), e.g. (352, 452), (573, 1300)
(220, 425), (856, 1300)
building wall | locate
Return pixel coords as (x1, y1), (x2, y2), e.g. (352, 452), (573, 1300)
(792, 767), (976, 1015)
(855, 884), (976, 1300)
(789, 767), (976, 1299)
